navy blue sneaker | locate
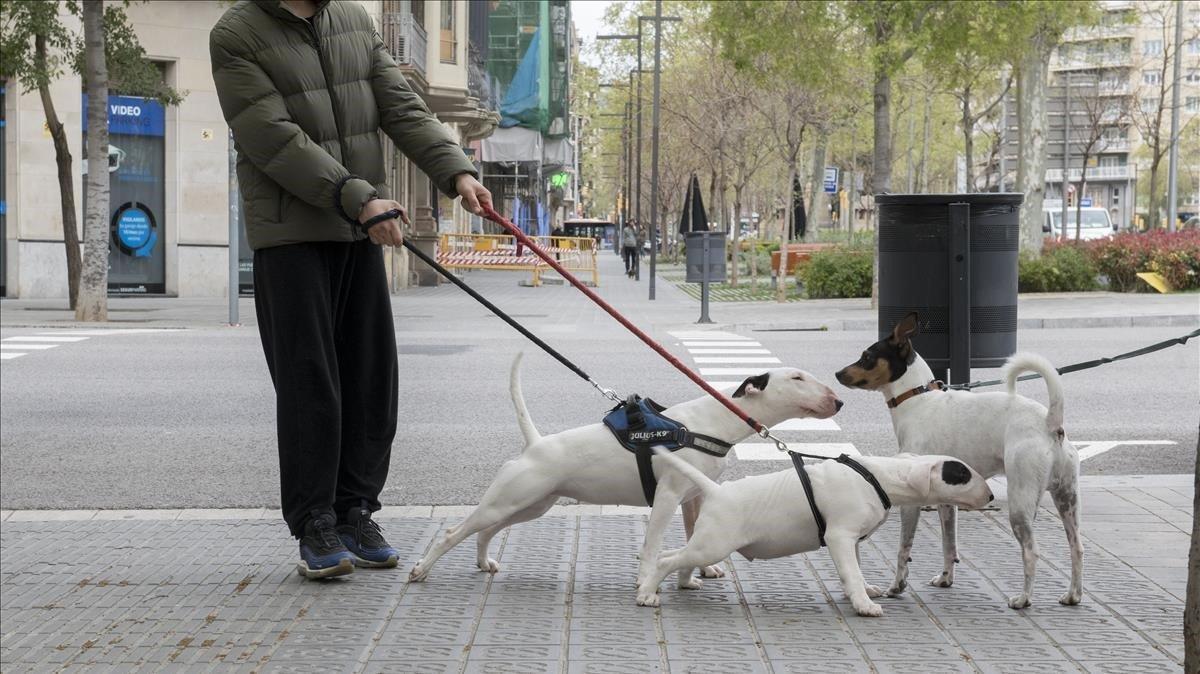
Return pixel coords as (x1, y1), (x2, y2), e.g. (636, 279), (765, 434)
(337, 506), (399, 568)
(297, 513), (355, 579)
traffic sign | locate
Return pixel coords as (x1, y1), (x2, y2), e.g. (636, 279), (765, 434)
(823, 167), (839, 193)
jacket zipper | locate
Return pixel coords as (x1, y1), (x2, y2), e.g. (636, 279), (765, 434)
(306, 18), (350, 168)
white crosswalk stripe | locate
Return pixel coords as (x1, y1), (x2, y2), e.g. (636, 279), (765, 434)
(0, 353), (26, 360)
(0, 343), (59, 350)
(670, 329), (853, 463)
(3, 336), (88, 343)
(0, 328), (181, 364)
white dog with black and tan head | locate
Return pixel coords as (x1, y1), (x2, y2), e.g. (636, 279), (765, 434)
(408, 353), (843, 597)
(638, 448), (993, 615)
(835, 312), (1083, 609)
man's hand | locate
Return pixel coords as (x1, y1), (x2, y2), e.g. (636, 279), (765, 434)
(359, 199), (408, 247)
(455, 173), (493, 216)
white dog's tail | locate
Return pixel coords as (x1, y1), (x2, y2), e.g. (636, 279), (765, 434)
(510, 352), (541, 446)
(1002, 352), (1064, 435)
(651, 447), (720, 498)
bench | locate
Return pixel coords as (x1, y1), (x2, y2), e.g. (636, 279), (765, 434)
(770, 243), (834, 275)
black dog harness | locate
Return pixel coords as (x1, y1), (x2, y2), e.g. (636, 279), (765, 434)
(603, 395), (734, 505)
(789, 452), (892, 547)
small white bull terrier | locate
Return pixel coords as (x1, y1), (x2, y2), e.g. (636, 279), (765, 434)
(638, 448), (994, 615)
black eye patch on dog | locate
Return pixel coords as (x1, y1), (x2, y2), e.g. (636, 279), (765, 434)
(941, 461), (973, 485)
(733, 373), (770, 398)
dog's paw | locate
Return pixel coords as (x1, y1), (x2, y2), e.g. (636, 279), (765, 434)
(1059, 590), (1082, 606)
(407, 562), (429, 583)
(865, 584), (884, 598)
(677, 576), (703, 591)
(886, 581), (908, 597)
(636, 592), (661, 608)
(700, 564), (726, 579)
(477, 558), (500, 574)
(853, 601), (884, 617)
(1007, 594), (1032, 610)
(928, 572), (954, 588)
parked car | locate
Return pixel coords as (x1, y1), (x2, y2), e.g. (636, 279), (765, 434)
(1042, 207), (1116, 241)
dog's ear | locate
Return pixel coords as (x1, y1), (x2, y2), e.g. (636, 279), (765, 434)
(732, 372), (770, 398)
(891, 312), (919, 344)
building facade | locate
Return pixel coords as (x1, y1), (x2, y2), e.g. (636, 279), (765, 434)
(0, 0), (504, 299)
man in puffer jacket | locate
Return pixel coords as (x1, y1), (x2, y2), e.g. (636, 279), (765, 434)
(211, 0), (492, 579)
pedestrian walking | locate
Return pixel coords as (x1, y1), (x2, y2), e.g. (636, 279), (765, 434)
(622, 220), (638, 277)
(211, 0), (492, 579)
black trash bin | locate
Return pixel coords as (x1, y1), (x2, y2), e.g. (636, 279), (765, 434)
(876, 193), (1024, 376)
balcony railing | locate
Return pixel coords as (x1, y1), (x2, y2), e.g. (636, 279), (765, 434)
(1045, 165), (1133, 182)
(383, 12), (427, 79)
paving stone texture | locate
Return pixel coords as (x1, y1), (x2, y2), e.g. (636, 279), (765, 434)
(0, 475), (1191, 673)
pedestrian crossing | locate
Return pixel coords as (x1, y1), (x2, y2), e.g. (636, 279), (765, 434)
(0, 329), (169, 361)
(669, 329), (855, 463)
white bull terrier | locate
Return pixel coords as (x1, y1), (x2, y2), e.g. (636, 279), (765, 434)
(638, 447), (994, 615)
(408, 353), (843, 593)
(835, 312), (1083, 609)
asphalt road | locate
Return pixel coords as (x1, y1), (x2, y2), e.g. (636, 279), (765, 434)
(0, 323), (1196, 510)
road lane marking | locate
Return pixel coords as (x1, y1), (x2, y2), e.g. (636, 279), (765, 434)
(670, 331), (750, 341)
(687, 348), (772, 355)
(682, 341), (762, 347)
(1075, 440), (1176, 462)
(773, 418), (840, 431)
(699, 367), (774, 376)
(3, 336), (88, 343)
(693, 356), (782, 364)
(0, 353), (26, 360)
(735, 442), (860, 461)
(0, 343), (59, 350)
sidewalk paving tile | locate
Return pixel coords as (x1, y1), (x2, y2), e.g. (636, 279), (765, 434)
(0, 477), (1192, 672)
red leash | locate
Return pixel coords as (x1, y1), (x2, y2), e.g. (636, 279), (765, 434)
(480, 205), (770, 438)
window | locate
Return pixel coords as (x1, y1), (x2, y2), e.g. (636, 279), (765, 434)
(1188, 39), (1200, 55)
(1143, 39), (1163, 56)
(1141, 97), (1159, 113)
(1187, 96), (1200, 113)
(439, 0), (456, 64)
(1143, 69), (1161, 85)
(1188, 69), (1200, 84)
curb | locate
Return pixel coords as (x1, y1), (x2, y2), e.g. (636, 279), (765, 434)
(726, 314), (1198, 332)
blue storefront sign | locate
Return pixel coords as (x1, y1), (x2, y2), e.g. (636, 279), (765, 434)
(81, 94), (165, 137)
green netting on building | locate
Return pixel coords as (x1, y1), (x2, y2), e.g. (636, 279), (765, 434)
(486, 0), (569, 138)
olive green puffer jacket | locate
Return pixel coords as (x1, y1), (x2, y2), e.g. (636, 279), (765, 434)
(210, 0), (477, 250)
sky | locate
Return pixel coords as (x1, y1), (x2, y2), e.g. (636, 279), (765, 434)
(571, 0), (619, 66)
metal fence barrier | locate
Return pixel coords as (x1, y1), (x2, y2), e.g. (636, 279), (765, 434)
(435, 233), (600, 287)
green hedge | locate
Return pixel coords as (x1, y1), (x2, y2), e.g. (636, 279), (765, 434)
(795, 246), (873, 298)
(1018, 244), (1099, 293)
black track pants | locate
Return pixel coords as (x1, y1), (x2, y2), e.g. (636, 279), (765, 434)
(253, 238), (398, 537)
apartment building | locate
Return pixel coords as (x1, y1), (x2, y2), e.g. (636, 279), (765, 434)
(0, 0), (505, 298)
(998, 0), (1199, 229)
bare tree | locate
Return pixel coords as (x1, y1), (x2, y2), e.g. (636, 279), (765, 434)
(1129, 1), (1199, 229)
(1068, 71), (1133, 240)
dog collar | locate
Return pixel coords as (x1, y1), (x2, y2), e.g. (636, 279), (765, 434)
(886, 380), (946, 409)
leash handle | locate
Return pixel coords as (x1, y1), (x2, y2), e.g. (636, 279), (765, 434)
(479, 204), (768, 436)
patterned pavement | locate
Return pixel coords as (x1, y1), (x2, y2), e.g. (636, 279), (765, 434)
(0, 474), (1191, 673)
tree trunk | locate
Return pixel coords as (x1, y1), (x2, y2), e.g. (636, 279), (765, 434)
(1186, 425), (1199, 674)
(873, 72), (893, 194)
(1076, 161), (1089, 242)
(808, 126), (828, 242)
(34, 34), (83, 309)
(920, 93), (932, 192)
(778, 162), (794, 303)
(962, 85), (975, 193)
(731, 183), (742, 288)
(1016, 34), (1051, 255)
(77, 0), (110, 322)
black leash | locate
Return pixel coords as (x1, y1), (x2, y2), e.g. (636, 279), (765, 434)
(789, 451), (891, 548)
(366, 210), (623, 404)
(947, 327), (1200, 391)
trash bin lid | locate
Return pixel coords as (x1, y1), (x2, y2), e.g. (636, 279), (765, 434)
(876, 193), (1024, 207)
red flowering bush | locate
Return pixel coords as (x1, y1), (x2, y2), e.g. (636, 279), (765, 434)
(1087, 230), (1200, 292)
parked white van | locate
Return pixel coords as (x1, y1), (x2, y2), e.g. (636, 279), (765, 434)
(1042, 204), (1116, 241)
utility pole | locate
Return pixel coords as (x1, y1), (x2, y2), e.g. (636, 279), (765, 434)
(648, 0), (663, 300)
(1166, 0), (1183, 233)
